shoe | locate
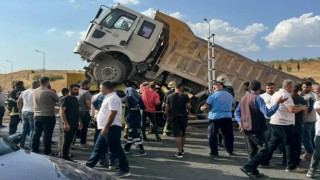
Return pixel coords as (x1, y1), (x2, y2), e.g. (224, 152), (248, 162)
(175, 152), (183, 159)
(113, 170), (130, 178)
(147, 131), (154, 134)
(51, 141), (58, 145)
(240, 167), (264, 179)
(132, 151), (147, 157)
(306, 170), (315, 178)
(259, 163), (272, 168)
(99, 159), (109, 167)
(226, 152), (236, 156)
(80, 143), (92, 148)
(208, 152), (219, 158)
(285, 167), (307, 173)
(108, 161), (119, 170)
(155, 138), (161, 142)
(124, 150), (130, 154)
(181, 149), (185, 155)
(0, 125), (7, 128)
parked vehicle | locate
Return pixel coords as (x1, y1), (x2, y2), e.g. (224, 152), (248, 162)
(0, 133), (115, 180)
(74, 4), (302, 116)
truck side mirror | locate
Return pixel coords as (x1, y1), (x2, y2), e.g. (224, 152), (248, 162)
(95, 8), (103, 19)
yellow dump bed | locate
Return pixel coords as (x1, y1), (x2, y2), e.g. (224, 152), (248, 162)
(154, 11), (302, 101)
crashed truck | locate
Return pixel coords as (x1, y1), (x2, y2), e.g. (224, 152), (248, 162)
(74, 4), (302, 117)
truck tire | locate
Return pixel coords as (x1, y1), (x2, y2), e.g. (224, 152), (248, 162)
(194, 99), (208, 119)
(93, 59), (126, 83)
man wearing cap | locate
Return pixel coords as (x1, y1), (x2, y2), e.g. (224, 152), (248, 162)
(162, 81), (176, 136)
(200, 81), (236, 158)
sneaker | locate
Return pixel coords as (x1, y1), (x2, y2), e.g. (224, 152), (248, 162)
(109, 161), (119, 170)
(113, 170), (130, 178)
(132, 151), (147, 157)
(181, 149), (185, 155)
(175, 152), (183, 159)
(0, 125), (7, 128)
(306, 170), (315, 178)
(285, 167), (307, 173)
(155, 138), (161, 142)
(301, 155), (311, 162)
(99, 159), (109, 167)
(226, 152), (236, 157)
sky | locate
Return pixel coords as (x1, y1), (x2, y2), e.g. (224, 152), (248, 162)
(0, 0), (319, 73)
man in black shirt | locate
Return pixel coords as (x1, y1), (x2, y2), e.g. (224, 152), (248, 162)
(165, 83), (191, 159)
(60, 84), (82, 161)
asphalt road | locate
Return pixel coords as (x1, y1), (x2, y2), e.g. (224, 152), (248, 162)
(0, 120), (316, 180)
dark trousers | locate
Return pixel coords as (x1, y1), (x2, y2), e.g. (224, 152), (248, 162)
(0, 106), (5, 125)
(282, 121), (303, 166)
(9, 115), (20, 135)
(264, 118), (271, 147)
(265, 124), (296, 169)
(32, 116), (56, 155)
(86, 126), (129, 172)
(62, 124), (77, 159)
(79, 111), (90, 144)
(124, 121), (144, 151)
(208, 118), (234, 155)
(141, 111), (160, 139)
(244, 131), (268, 172)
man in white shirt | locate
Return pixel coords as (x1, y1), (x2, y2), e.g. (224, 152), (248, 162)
(17, 81), (40, 149)
(264, 79), (307, 173)
(260, 82), (276, 145)
(307, 84), (320, 178)
(86, 81), (130, 178)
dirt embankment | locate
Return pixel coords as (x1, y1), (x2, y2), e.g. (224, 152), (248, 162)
(0, 70), (83, 93)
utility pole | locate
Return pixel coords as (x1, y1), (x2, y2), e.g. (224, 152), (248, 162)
(204, 18), (215, 92)
(35, 50), (46, 75)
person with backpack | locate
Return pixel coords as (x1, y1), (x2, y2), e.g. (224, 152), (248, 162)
(234, 80), (287, 179)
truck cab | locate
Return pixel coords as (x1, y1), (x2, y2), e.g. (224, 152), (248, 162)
(74, 4), (164, 83)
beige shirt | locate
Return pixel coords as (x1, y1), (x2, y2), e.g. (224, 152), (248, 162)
(33, 87), (59, 116)
(270, 89), (295, 125)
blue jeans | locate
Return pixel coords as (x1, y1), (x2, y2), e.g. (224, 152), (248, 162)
(302, 122), (315, 154)
(86, 126), (129, 172)
(20, 111), (34, 148)
(309, 136), (320, 172)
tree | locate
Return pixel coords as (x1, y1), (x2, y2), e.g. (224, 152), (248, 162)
(297, 62), (300, 71)
(277, 64), (282, 71)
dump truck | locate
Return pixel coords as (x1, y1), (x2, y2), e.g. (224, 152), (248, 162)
(74, 4), (302, 116)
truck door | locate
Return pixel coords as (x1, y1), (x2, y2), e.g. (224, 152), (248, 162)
(87, 8), (137, 48)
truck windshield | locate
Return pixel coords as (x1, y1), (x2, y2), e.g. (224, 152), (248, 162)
(99, 8), (137, 31)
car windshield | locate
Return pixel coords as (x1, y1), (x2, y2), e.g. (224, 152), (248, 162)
(0, 136), (20, 156)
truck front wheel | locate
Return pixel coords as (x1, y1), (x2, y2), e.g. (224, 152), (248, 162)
(93, 59), (126, 83)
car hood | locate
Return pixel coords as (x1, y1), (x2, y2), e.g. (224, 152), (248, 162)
(0, 149), (115, 180)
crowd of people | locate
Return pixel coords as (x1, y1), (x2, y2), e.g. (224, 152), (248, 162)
(1, 77), (320, 179)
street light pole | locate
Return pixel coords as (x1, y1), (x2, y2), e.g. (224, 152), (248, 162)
(35, 50), (45, 75)
(6, 60), (13, 86)
(1, 65), (6, 90)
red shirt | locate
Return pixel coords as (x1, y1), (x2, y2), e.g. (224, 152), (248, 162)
(140, 85), (160, 113)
